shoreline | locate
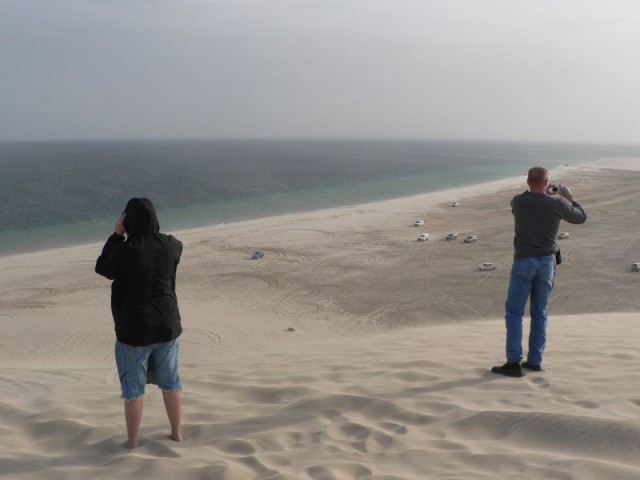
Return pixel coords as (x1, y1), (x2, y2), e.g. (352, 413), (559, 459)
(0, 165), (550, 260)
(0, 158), (640, 259)
(1, 174), (530, 259)
(3, 158), (638, 260)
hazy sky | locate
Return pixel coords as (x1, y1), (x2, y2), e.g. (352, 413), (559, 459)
(2, 0), (639, 143)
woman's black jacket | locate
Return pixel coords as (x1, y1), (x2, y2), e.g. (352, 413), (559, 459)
(95, 198), (182, 346)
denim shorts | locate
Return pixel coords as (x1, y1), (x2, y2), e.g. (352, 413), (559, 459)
(115, 337), (182, 400)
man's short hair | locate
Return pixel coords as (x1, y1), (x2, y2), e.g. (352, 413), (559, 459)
(527, 166), (549, 184)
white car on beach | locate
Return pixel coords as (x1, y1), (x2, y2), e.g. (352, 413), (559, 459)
(479, 262), (496, 271)
(445, 232), (458, 241)
(413, 219), (424, 227)
(451, 202), (460, 207)
(632, 262), (640, 272)
(557, 232), (570, 240)
(417, 233), (429, 242)
(464, 235), (478, 243)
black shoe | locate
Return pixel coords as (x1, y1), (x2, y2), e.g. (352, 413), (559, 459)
(522, 361), (542, 371)
(491, 361), (524, 377)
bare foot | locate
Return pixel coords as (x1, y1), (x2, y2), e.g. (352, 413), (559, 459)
(124, 439), (138, 449)
(169, 432), (184, 443)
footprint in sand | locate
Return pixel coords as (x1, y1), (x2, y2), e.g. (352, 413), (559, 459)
(308, 463), (373, 480)
(211, 438), (256, 456)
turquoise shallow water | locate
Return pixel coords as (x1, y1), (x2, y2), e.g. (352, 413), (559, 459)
(1, 138), (638, 255)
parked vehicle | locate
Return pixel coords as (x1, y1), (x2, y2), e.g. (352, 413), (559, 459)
(251, 251), (265, 259)
(445, 232), (458, 240)
(451, 202), (460, 207)
(464, 235), (478, 243)
(413, 219), (424, 227)
(557, 232), (570, 239)
(632, 262), (640, 272)
(417, 233), (429, 242)
(479, 262), (496, 271)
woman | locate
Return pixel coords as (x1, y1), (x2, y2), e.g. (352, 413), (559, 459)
(96, 198), (183, 448)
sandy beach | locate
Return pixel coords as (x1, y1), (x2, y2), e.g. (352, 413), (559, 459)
(2, 160), (640, 479)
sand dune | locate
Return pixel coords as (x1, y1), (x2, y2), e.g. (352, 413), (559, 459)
(3, 314), (640, 479)
(2, 162), (640, 479)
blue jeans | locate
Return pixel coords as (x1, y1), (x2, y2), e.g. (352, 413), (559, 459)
(504, 256), (556, 365)
(115, 337), (182, 400)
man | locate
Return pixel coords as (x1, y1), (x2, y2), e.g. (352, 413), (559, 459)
(492, 167), (587, 377)
(96, 198), (184, 448)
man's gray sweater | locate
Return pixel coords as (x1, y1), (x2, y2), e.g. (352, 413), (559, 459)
(511, 191), (587, 259)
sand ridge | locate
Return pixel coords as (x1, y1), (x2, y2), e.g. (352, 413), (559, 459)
(3, 314), (640, 479)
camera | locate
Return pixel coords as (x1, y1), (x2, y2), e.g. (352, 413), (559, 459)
(548, 184), (560, 194)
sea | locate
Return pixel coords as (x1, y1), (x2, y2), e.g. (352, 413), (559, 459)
(1, 138), (639, 256)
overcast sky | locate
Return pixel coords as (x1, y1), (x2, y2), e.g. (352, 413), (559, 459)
(1, 0), (639, 143)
